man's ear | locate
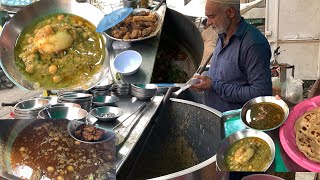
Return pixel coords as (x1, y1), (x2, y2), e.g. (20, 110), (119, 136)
(226, 7), (236, 18)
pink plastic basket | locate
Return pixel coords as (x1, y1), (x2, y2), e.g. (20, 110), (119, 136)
(279, 96), (320, 171)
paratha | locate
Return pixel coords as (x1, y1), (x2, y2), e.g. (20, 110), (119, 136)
(294, 107), (320, 163)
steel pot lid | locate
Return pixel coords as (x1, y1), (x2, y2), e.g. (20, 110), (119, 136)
(96, 7), (133, 33)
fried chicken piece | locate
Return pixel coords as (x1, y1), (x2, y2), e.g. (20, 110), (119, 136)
(131, 22), (144, 30)
(123, 32), (131, 39)
(124, 16), (133, 25)
(133, 14), (157, 22)
(130, 29), (142, 39)
(142, 27), (154, 37)
(112, 29), (127, 39)
(136, 11), (149, 16)
(144, 22), (157, 27)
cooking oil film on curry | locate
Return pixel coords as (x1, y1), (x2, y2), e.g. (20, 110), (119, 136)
(0, 118), (117, 180)
(240, 96), (289, 131)
(0, 0), (111, 90)
(216, 129), (275, 172)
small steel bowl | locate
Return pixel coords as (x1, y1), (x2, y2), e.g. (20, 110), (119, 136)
(58, 90), (89, 96)
(92, 95), (119, 106)
(216, 129), (275, 172)
(67, 120), (115, 144)
(131, 84), (157, 101)
(90, 106), (124, 122)
(132, 84), (158, 90)
(14, 98), (50, 111)
(38, 106), (88, 121)
(58, 93), (93, 100)
(241, 96), (289, 131)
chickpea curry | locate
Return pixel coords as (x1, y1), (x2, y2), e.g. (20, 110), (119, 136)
(10, 119), (115, 180)
(225, 137), (272, 171)
(15, 13), (105, 89)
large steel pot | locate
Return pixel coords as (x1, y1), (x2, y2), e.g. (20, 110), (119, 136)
(151, 8), (204, 83)
(0, 118), (116, 179)
(0, 0), (109, 90)
(117, 98), (229, 180)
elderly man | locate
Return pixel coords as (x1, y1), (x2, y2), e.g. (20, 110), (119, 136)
(191, 0), (272, 112)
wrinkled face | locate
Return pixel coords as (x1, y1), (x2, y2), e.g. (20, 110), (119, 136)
(205, 2), (231, 34)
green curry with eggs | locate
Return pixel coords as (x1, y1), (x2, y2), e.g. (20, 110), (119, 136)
(15, 13), (105, 89)
(225, 137), (271, 171)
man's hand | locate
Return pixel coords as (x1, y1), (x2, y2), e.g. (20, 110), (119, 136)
(275, 95), (281, 100)
(190, 75), (212, 91)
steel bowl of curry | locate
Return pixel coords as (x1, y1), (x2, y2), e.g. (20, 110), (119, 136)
(216, 129), (275, 172)
(240, 96), (289, 131)
(0, 0), (109, 90)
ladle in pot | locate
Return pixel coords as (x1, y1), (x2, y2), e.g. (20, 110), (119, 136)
(171, 52), (213, 97)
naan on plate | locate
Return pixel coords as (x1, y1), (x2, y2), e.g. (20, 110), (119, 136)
(295, 107), (320, 163)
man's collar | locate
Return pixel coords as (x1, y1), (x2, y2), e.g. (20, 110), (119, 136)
(218, 17), (247, 40)
(233, 17), (247, 39)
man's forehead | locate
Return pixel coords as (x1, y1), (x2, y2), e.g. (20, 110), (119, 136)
(205, 1), (220, 16)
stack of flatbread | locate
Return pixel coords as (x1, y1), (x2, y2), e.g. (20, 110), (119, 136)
(294, 107), (320, 163)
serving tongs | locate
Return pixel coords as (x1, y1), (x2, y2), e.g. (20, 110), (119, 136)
(112, 101), (148, 130)
(115, 96), (156, 148)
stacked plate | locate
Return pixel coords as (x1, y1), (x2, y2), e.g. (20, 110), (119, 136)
(131, 84), (158, 101)
(112, 84), (131, 96)
(58, 93), (93, 112)
(50, 103), (81, 108)
(57, 90), (89, 96)
(14, 98), (50, 119)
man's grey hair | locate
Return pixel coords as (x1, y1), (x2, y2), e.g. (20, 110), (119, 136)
(219, 3), (240, 11)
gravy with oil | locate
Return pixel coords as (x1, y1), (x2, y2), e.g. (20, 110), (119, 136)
(245, 102), (284, 130)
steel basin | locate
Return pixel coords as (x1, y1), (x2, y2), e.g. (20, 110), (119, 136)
(151, 8), (204, 83)
(118, 98), (227, 179)
(0, 119), (116, 179)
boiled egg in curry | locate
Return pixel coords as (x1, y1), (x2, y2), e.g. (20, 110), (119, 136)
(225, 137), (272, 171)
(33, 25), (74, 54)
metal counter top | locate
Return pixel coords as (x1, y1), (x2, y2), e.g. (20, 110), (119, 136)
(107, 5), (167, 84)
(89, 94), (164, 171)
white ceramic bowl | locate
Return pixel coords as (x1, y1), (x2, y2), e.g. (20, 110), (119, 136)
(114, 50), (142, 75)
